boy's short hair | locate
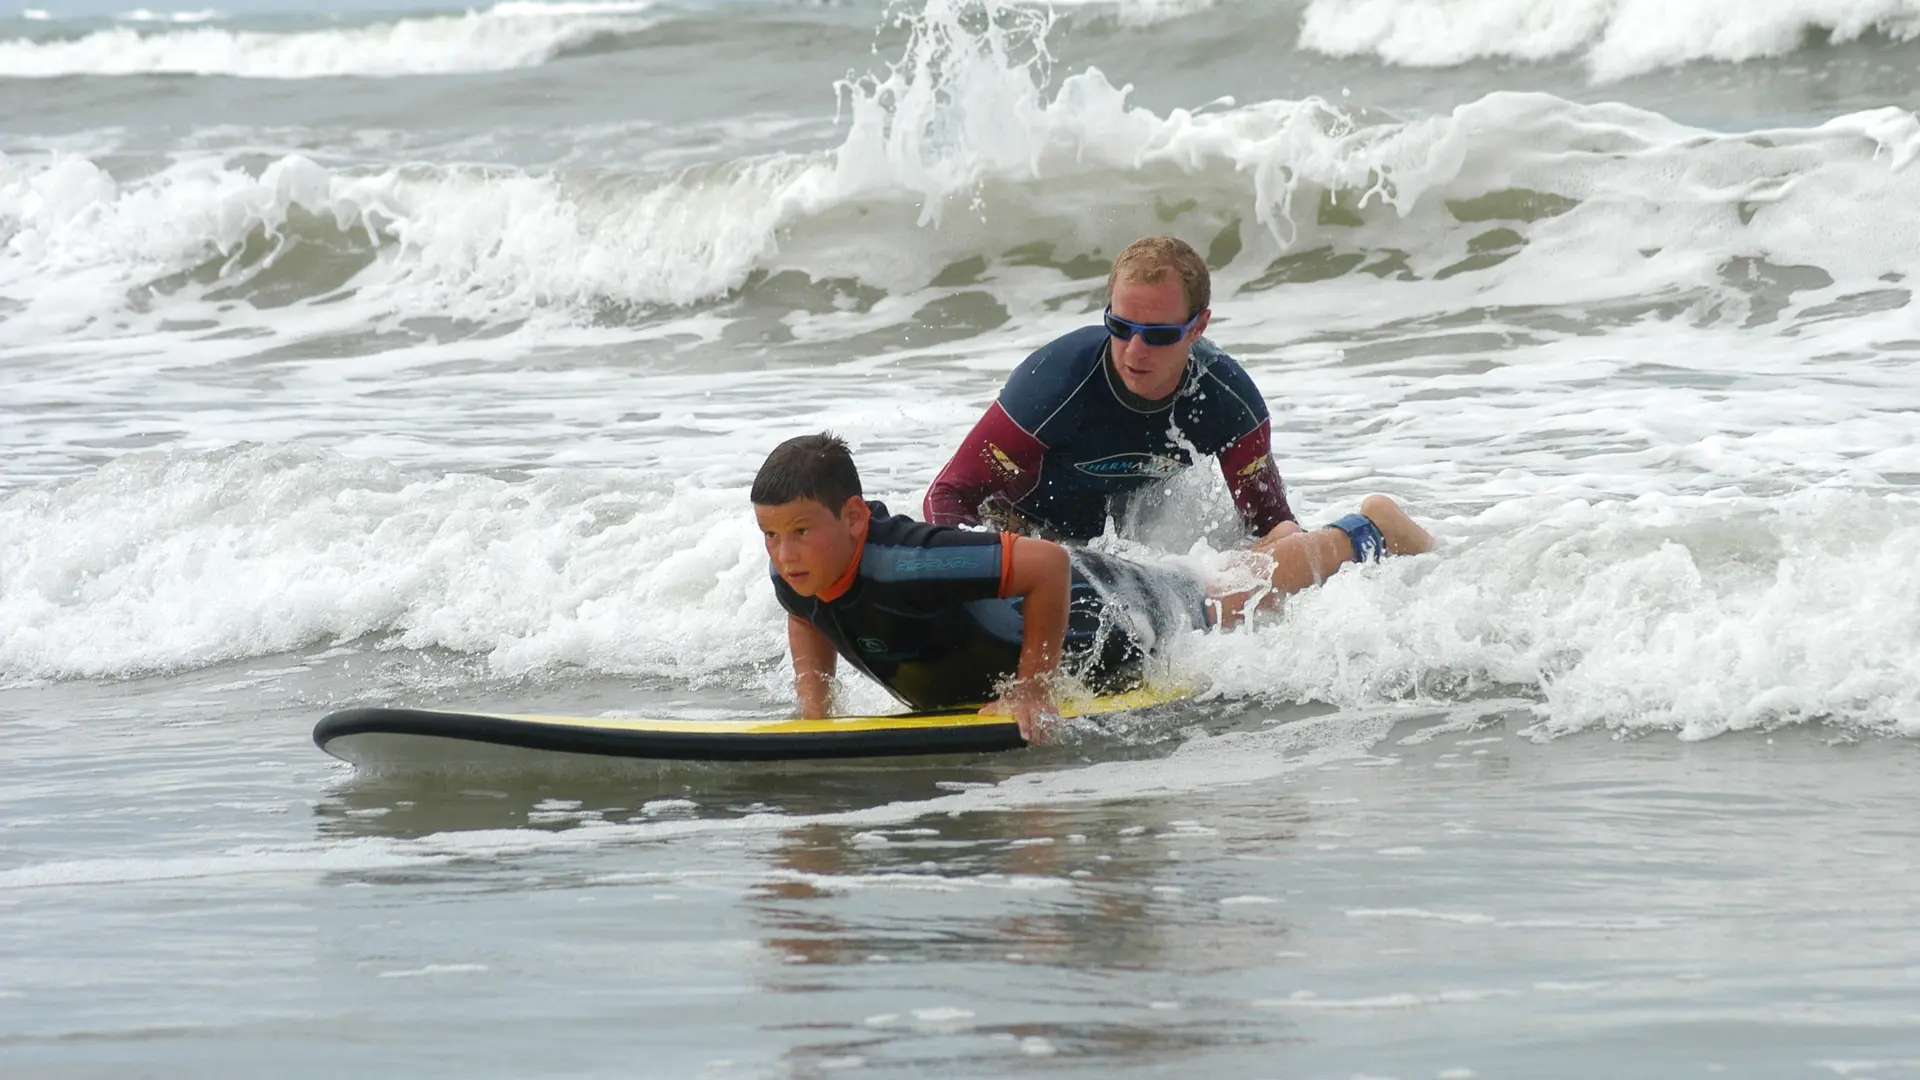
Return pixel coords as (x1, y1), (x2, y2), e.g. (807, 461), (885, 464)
(751, 432), (863, 513)
(1108, 235), (1210, 318)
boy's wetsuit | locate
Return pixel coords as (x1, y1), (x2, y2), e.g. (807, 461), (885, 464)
(924, 325), (1295, 541)
(770, 502), (1208, 711)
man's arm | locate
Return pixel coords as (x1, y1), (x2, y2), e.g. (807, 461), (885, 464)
(1217, 419), (1296, 536)
(984, 535), (1071, 741)
(924, 402), (1047, 526)
(787, 614), (838, 719)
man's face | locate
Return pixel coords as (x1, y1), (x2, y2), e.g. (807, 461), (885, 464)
(1107, 276), (1209, 402)
(755, 496), (869, 597)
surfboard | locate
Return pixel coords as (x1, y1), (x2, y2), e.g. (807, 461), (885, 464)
(313, 686), (1189, 769)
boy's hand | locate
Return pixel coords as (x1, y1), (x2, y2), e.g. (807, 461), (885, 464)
(983, 683), (1059, 744)
(995, 535), (1070, 743)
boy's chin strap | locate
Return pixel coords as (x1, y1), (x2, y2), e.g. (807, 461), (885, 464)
(1325, 513), (1387, 564)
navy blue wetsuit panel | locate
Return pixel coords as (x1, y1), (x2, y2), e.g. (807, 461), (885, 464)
(995, 326), (1271, 539)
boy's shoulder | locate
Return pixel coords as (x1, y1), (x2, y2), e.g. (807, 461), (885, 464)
(861, 502), (1006, 583)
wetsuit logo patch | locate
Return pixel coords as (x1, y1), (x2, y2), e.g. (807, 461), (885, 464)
(856, 636), (918, 662)
(1073, 453), (1189, 479)
(984, 443), (1023, 478)
(890, 554), (986, 573)
(1235, 453), (1271, 477)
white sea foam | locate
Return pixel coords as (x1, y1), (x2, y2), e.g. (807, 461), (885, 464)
(4, 86), (1918, 335)
(0, 0), (657, 78)
(765, 869), (1070, 893)
(1043, 0), (1220, 27)
(1299, 0), (1920, 81)
(34, 7), (1920, 331)
(378, 963), (490, 978)
(0, 445), (788, 686)
(1257, 987), (1519, 1009)
(1187, 489), (1920, 739)
(115, 8), (223, 23)
(0, 837), (458, 889)
(3, 440), (1915, 740)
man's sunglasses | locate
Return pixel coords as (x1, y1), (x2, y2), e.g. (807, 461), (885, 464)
(1103, 306), (1203, 347)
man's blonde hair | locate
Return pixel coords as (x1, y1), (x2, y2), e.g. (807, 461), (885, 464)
(1107, 236), (1210, 318)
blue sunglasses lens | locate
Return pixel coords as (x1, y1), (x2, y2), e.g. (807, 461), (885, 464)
(1104, 310), (1190, 347)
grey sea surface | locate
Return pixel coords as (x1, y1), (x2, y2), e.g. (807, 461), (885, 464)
(5, 659), (1917, 1077)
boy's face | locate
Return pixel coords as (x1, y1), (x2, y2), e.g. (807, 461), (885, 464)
(755, 496), (870, 598)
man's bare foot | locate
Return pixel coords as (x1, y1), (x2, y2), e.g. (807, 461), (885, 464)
(1360, 493), (1434, 556)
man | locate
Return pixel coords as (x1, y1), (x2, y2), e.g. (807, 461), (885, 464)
(924, 235), (1297, 549)
(755, 433), (1432, 740)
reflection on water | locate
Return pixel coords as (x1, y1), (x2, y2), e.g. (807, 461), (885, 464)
(740, 792), (1317, 1076)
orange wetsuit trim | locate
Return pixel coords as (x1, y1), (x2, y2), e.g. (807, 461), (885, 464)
(817, 544), (864, 603)
(815, 511), (873, 603)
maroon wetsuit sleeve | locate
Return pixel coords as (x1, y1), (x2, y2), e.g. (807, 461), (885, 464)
(1217, 419), (1296, 534)
(924, 401), (1048, 526)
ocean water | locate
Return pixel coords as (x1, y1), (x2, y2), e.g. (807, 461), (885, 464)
(4, 0), (1919, 1075)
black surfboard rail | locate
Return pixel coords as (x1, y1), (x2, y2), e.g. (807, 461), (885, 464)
(312, 706), (1027, 764)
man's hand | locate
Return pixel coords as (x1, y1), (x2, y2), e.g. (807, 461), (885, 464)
(983, 682), (1059, 743)
(980, 497), (1049, 539)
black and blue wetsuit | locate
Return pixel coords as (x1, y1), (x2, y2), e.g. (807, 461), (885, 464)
(771, 502), (1208, 711)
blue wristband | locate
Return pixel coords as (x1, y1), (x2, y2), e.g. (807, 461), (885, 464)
(1326, 513), (1386, 564)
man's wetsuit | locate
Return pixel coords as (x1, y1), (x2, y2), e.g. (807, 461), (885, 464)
(771, 502), (1208, 711)
(924, 325), (1295, 542)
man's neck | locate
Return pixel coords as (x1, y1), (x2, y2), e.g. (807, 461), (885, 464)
(1101, 339), (1187, 413)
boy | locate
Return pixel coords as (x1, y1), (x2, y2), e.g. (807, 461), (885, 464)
(755, 433), (1432, 741)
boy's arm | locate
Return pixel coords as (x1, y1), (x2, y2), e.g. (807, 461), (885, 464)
(986, 535), (1071, 741)
(787, 615), (838, 719)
